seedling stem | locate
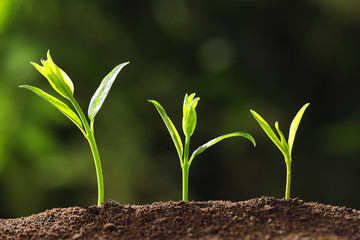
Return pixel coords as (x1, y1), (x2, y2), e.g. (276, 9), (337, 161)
(182, 136), (191, 202)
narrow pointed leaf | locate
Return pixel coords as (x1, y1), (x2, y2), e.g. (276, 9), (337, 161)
(275, 122), (286, 144)
(19, 85), (85, 134)
(149, 100), (183, 160)
(46, 49), (53, 62)
(288, 103), (309, 154)
(275, 122), (288, 154)
(30, 62), (47, 77)
(250, 110), (282, 149)
(189, 132), (256, 164)
(182, 93), (190, 118)
(88, 62), (129, 122)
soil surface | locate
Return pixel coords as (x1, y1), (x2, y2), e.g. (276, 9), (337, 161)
(1, 196), (360, 239)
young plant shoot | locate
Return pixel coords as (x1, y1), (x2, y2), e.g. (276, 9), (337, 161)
(20, 50), (129, 206)
(149, 93), (256, 203)
(250, 103), (309, 201)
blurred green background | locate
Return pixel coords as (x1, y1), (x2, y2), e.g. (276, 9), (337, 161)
(1, 0), (360, 218)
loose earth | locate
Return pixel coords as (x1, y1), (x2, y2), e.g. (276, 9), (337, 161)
(1, 196), (360, 239)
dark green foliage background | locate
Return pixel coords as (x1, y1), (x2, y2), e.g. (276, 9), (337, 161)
(0, 0), (359, 218)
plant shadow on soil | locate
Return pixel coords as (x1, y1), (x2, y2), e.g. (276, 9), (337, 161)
(1, 196), (360, 239)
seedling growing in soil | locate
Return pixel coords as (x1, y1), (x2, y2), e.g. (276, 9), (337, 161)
(20, 50), (128, 206)
(149, 93), (256, 203)
(250, 103), (309, 201)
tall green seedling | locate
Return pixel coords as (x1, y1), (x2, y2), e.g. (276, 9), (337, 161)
(20, 50), (129, 205)
(250, 103), (309, 201)
(149, 93), (256, 202)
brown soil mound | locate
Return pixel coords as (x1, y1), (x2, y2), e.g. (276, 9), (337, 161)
(1, 196), (360, 239)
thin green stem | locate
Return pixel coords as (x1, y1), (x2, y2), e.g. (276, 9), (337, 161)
(182, 165), (189, 203)
(87, 130), (104, 205)
(284, 155), (292, 201)
(182, 136), (190, 203)
(69, 97), (104, 206)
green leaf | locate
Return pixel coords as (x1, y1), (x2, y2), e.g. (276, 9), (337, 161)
(182, 93), (200, 137)
(274, 122), (288, 154)
(19, 85), (85, 135)
(88, 62), (129, 122)
(250, 110), (282, 150)
(149, 100), (183, 160)
(182, 93), (195, 118)
(31, 61), (47, 76)
(189, 132), (256, 164)
(288, 103), (309, 154)
(274, 122), (286, 144)
(31, 50), (74, 100)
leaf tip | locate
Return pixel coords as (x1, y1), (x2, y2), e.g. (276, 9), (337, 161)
(46, 49), (52, 61)
(250, 137), (256, 147)
(19, 85), (32, 90)
(250, 109), (258, 117)
(300, 103), (310, 112)
(30, 61), (40, 67)
(118, 61), (130, 69)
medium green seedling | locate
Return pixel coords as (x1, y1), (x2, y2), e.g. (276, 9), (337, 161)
(250, 103), (309, 201)
(20, 50), (129, 206)
(149, 93), (256, 203)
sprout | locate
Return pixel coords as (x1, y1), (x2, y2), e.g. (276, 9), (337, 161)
(20, 50), (129, 206)
(149, 93), (256, 202)
(250, 103), (309, 201)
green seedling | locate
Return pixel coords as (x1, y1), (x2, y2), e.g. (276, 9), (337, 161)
(149, 93), (256, 203)
(20, 50), (129, 206)
(250, 103), (309, 201)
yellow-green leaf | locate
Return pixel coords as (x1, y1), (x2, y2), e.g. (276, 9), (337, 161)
(250, 109), (282, 150)
(288, 103), (310, 154)
(149, 100), (183, 161)
(189, 132), (256, 164)
(88, 62), (129, 122)
(182, 93), (200, 137)
(19, 85), (84, 135)
(31, 50), (74, 100)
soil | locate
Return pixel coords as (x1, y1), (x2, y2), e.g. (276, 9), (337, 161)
(1, 197), (360, 240)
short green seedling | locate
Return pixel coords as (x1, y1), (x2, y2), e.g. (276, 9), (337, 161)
(20, 50), (128, 206)
(250, 103), (309, 201)
(149, 93), (256, 203)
